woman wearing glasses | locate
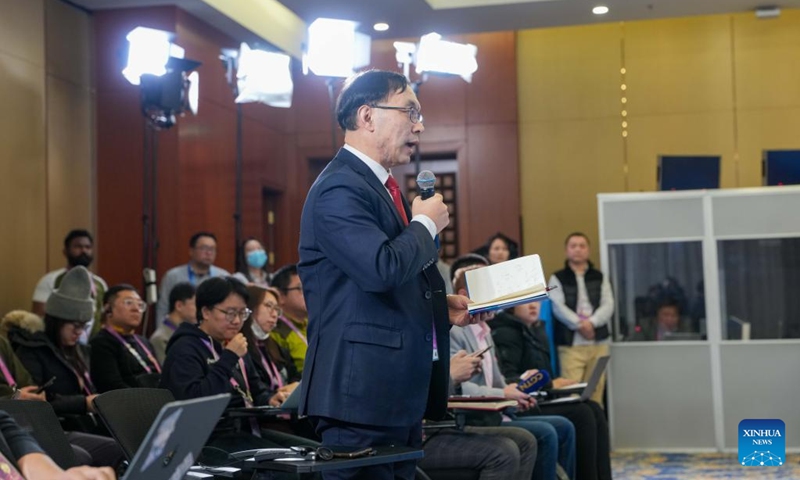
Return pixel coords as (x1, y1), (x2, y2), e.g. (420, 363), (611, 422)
(89, 285), (161, 392)
(242, 286), (300, 406)
(160, 276), (314, 453)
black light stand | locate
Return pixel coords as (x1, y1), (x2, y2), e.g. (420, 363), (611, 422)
(222, 53), (245, 274)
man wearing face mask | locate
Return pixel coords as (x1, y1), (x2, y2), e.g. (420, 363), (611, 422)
(31, 230), (108, 343)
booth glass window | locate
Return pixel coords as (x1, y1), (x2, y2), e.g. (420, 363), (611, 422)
(718, 237), (800, 340)
(608, 242), (706, 342)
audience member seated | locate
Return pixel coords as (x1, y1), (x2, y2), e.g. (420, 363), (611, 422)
(242, 286), (300, 404)
(12, 268), (99, 432)
(473, 232), (519, 265)
(450, 256), (575, 480)
(159, 277), (312, 454)
(90, 285), (161, 392)
(418, 350), (538, 480)
(149, 282), (196, 364)
(0, 330), (123, 469)
(155, 232), (230, 321)
(0, 311), (43, 342)
(8, 269), (124, 468)
(492, 301), (612, 480)
(270, 265), (308, 374)
(232, 238), (270, 287)
(631, 298), (694, 341)
(31, 229), (108, 342)
(0, 410), (115, 480)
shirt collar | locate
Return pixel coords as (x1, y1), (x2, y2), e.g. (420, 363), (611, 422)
(343, 144), (391, 186)
(467, 322), (490, 341)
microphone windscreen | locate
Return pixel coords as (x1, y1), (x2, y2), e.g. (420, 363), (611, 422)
(517, 369), (551, 394)
(416, 170), (436, 199)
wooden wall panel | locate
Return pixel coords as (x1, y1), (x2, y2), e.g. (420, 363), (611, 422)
(733, 10), (800, 111)
(518, 24), (624, 271)
(46, 77), (95, 268)
(0, 0), (47, 314)
(519, 118), (625, 274)
(517, 24), (623, 123)
(624, 16), (734, 116)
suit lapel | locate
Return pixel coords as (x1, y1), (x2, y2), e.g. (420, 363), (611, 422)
(336, 149), (408, 230)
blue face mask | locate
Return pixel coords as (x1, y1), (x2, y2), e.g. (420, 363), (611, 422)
(246, 249), (268, 269)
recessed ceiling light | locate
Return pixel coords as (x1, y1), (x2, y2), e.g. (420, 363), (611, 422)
(373, 22), (389, 32)
(593, 6), (609, 15)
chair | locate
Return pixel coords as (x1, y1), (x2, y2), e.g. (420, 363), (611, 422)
(92, 388), (175, 459)
(0, 399), (76, 469)
(134, 372), (161, 389)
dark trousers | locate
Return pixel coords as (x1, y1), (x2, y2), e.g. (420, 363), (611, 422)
(65, 431), (126, 469)
(539, 401), (611, 480)
(312, 416), (422, 480)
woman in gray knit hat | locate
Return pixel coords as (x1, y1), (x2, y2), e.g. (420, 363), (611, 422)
(12, 267), (124, 468)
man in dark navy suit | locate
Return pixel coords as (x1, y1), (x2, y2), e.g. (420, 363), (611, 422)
(298, 70), (489, 479)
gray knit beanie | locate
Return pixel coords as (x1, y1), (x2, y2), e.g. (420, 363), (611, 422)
(45, 266), (94, 323)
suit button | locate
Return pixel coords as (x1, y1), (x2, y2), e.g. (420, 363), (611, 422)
(425, 333), (433, 341)
(424, 291), (432, 299)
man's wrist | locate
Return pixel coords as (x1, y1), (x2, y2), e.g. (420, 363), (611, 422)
(411, 215), (437, 239)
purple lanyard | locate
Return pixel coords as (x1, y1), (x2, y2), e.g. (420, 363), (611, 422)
(200, 338), (253, 407)
(278, 317), (308, 346)
(105, 327), (162, 374)
(67, 358), (94, 396)
(163, 318), (178, 332)
(257, 344), (284, 390)
(0, 355), (16, 388)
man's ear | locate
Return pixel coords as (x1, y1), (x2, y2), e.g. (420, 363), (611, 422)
(356, 104), (375, 131)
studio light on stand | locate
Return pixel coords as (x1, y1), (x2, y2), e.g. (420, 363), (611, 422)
(394, 33), (478, 173)
(220, 43), (294, 273)
(123, 26), (201, 333)
(303, 18), (371, 154)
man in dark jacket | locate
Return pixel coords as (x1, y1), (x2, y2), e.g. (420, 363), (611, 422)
(159, 277), (312, 454)
(90, 285), (160, 392)
(548, 233), (614, 406)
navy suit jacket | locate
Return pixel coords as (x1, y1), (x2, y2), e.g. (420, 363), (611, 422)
(298, 148), (450, 427)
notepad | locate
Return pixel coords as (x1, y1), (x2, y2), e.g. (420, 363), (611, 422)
(465, 254), (550, 314)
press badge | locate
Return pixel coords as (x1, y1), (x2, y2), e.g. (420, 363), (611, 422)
(432, 347), (439, 361)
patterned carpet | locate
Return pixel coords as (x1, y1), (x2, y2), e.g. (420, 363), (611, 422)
(611, 452), (800, 479)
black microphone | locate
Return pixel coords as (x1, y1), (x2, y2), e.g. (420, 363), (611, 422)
(416, 170), (440, 249)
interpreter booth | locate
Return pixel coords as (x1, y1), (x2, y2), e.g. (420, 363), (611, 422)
(598, 186), (800, 452)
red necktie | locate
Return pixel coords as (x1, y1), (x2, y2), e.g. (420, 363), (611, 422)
(385, 176), (409, 226)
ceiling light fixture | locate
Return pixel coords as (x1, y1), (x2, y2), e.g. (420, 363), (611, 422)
(593, 5), (609, 15)
(373, 22), (389, 32)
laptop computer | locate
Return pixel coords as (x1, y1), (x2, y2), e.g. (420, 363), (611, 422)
(280, 381), (302, 410)
(121, 393), (230, 480)
(539, 356), (610, 406)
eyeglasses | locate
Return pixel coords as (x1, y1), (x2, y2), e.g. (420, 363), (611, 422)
(120, 298), (147, 311)
(264, 303), (283, 317)
(213, 307), (252, 323)
(370, 105), (423, 124)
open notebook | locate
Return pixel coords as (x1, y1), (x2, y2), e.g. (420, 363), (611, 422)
(465, 254), (551, 314)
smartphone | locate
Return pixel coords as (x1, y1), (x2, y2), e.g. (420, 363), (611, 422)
(34, 376), (56, 394)
(472, 345), (493, 357)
